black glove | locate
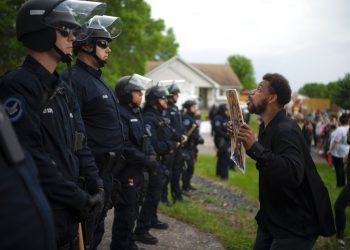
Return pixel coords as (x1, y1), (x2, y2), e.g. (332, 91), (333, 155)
(90, 188), (104, 215)
(160, 164), (170, 178)
(146, 157), (158, 176)
(181, 152), (191, 162)
(198, 136), (205, 145)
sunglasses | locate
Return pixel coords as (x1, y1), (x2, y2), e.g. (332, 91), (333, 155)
(96, 40), (110, 49)
(56, 25), (79, 38)
(159, 96), (168, 100)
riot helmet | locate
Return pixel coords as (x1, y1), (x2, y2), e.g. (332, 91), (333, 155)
(182, 100), (197, 112)
(16, 0), (106, 62)
(115, 74), (152, 105)
(145, 85), (171, 105)
(74, 15), (121, 67)
(168, 83), (181, 95)
(218, 103), (228, 114)
(157, 79), (184, 95)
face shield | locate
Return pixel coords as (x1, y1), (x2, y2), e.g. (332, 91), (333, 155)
(76, 15), (122, 42)
(43, 0), (106, 38)
(124, 74), (152, 93)
(157, 80), (185, 96)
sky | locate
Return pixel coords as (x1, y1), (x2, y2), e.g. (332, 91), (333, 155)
(146, 0), (350, 91)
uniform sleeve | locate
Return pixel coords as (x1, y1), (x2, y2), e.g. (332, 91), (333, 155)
(120, 114), (150, 166)
(145, 118), (176, 155)
(69, 88), (103, 192)
(0, 77), (89, 210)
(246, 127), (305, 188)
(213, 117), (229, 138)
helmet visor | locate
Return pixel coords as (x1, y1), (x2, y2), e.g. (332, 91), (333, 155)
(77, 15), (122, 42)
(158, 80), (184, 94)
(44, 0), (106, 37)
(128, 74), (152, 91)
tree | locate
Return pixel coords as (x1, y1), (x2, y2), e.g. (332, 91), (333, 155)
(104, 0), (179, 85)
(227, 54), (256, 90)
(0, 0), (25, 75)
(298, 83), (329, 98)
(331, 73), (350, 109)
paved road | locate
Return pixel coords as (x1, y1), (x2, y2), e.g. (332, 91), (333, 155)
(98, 210), (225, 250)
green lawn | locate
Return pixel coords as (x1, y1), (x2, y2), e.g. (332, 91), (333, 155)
(161, 153), (348, 249)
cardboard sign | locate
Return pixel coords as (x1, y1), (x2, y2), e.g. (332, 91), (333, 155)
(226, 89), (246, 174)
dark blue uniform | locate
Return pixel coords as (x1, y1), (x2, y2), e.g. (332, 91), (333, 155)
(135, 106), (177, 234)
(0, 152), (56, 250)
(166, 101), (185, 201)
(0, 104), (55, 250)
(0, 56), (102, 248)
(213, 113), (231, 179)
(111, 104), (155, 250)
(61, 59), (124, 249)
(182, 112), (202, 191)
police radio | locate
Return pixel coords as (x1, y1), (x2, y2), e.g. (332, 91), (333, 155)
(0, 104), (25, 165)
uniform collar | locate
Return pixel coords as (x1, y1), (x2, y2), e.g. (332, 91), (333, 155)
(121, 103), (141, 114)
(76, 59), (102, 79)
(23, 55), (60, 92)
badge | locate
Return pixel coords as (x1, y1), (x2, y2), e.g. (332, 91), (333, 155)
(184, 119), (190, 126)
(4, 97), (24, 122)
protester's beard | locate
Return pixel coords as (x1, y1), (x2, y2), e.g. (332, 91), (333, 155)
(248, 98), (268, 115)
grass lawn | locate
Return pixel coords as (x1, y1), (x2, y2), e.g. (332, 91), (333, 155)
(161, 153), (348, 249)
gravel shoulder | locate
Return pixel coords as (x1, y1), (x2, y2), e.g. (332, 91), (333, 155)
(98, 172), (257, 250)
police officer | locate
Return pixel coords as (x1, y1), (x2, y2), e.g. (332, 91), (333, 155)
(182, 100), (204, 193)
(113, 74), (157, 250)
(0, 1), (105, 249)
(134, 85), (180, 245)
(165, 81), (187, 202)
(213, 104), (231, 179)
(0, 104), (56, 250)
(61, 15), (124, 249)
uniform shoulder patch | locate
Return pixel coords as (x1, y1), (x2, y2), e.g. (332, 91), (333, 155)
(183, 119), (190, 126)
(215, 120), (221, 127)
(4, 97), (24, 122)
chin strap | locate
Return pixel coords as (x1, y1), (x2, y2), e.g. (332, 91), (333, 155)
(154, 102), (164, 112)
(80, 43), (107, 68)
(53, 45), (73, 64)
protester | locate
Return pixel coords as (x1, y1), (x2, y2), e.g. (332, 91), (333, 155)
(236, 73), (335, 249)
(334, 126), (350, 247)
(329, 113), (350, 187)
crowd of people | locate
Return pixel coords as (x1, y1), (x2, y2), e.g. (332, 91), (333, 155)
(0, 0), (347, 250)
(291, 110), (350, 247)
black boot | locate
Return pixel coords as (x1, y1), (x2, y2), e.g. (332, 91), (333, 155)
(134, 232), (158, 245)
(151, 219), (169, 230)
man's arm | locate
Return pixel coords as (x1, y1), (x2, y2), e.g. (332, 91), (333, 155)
(239, 123), (305, 187)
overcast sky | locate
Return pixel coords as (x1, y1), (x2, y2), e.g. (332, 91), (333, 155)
(146, 0), (350, 91)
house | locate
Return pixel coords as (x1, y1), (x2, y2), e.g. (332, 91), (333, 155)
(146, 56), (242, 110)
